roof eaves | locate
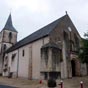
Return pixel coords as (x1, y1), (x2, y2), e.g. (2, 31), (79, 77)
(5, 35), (49, 53)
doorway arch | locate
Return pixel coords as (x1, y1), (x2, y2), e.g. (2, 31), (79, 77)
(71, 60), (76, 77)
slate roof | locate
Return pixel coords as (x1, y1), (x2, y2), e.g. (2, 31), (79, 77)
(3, 14), (17, 32)
(6, 14), (67, 53)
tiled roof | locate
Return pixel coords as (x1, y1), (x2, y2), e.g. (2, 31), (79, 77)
(3, 14), (17, 32)
(6, 14), (67, 53)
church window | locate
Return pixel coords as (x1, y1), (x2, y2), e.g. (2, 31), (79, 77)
(3, 44), (7, 51)
(11, 53), (16, 65)
(74, 33), (79, 50)
(9, 32), (12, 41)
(12, 53), (16, 61)
(22, 50), (25, 56)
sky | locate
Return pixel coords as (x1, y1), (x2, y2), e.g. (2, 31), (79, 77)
(0, 0), (88, 41)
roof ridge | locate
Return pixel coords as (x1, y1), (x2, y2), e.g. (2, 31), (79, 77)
(6, 14), (67, 53)
(18, 14), (67, 41)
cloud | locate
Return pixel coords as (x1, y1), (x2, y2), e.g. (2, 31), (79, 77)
(5, 0), (50, 13)
(1, 0), (88, 40)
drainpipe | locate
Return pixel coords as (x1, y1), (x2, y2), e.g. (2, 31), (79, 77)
(17, 49), (19, 78)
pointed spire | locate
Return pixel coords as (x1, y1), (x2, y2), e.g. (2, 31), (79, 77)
(3, 13), (17, 32)
(5, 13), (12, 28)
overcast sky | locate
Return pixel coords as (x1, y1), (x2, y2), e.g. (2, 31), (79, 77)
(0, 0), (88, 41)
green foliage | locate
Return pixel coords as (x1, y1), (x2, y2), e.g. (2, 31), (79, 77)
(79, 38), (88, 63)
(84, 32), (88, 38)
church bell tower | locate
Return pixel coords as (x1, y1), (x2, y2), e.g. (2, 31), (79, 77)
(0, 13), (18, 74)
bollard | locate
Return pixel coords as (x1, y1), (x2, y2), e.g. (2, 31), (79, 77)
(39, 80), (42, 84)
(80, 81), (83, 88)
(60, 80), (63, 88)
(59, 80), (63, 88)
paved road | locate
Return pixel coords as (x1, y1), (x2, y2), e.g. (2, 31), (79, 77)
(0, 85), (16, 88)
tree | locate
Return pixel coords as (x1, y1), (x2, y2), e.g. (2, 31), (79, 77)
(79, 39), (88, 62)
(84, 32), (88, 39)
(79, 33), (88, 74)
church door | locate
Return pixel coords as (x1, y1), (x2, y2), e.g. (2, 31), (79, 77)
(71, 60), (76, 76)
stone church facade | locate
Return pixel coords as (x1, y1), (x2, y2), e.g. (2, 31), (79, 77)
(0, 13), (87, 79)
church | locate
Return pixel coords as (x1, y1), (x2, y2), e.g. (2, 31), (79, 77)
(0, 13), (87, 79)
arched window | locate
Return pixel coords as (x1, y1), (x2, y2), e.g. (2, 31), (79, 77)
(3, 44), (7, 51)
(9, 32), (12, 41)
(22, 50), (25, 57)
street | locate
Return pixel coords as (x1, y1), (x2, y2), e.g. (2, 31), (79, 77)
(0, 85), (16, 88)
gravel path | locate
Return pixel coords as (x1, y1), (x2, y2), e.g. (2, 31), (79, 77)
(0, 76), (88, 88)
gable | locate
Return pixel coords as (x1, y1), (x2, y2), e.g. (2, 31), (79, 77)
(50, 14), (81, 43)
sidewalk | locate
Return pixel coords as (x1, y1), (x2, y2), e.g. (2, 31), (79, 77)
(0, 77), (45, 88)
(0, 76), (88, 88)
